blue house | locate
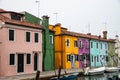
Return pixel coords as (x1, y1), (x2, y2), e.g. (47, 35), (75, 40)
(90, 31), (108, 67)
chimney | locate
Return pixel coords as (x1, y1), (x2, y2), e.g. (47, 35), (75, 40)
(103, 31), (107, 39)
(42, 15), (49, 29)
(98, 35), (101, 39)
(87, 33), (91, 35)
(115, 35), (119, 40)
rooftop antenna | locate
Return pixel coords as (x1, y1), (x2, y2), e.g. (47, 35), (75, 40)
(54, 12), (58, 24)
(103, 22), (107, 30)
(35, 0), (40, 18)
(88, 23), (90, 33)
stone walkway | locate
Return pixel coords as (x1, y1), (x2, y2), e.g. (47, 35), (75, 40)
(0, 68), (83, 80)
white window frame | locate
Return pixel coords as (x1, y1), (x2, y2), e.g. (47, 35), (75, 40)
(49, 35), (53, 44)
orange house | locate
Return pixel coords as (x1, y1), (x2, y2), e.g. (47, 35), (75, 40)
(49, 23), (79, 69)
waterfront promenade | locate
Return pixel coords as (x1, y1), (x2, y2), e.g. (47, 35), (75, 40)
(0, 68), (83, 80)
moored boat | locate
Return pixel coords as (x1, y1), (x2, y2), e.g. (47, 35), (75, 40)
(50, 72), (79, 80)
(105, 67), (120, 73)
(84, 67), (105, 75)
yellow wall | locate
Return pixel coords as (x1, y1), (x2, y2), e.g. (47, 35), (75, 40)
(50, 24), (79, 69)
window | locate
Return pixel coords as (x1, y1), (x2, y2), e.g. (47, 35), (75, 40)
(75, 55), (78, 61)
(80, 40), (82, 48)
(101, 43), (102, 49)
(11, 13), (21, 21)
(26, 32), (30, 42)
(66, 39), (70, 47)
(10, 54), (15, 65)
(26, 54), (31, 64)
(79, 55), (83, 61)
(97, 56), (99, 62)
(74, 40), (78, 47)
(50, 35), (53, 44)
(105, 43), (107, 49)
(86, 55), (90, 60)
(67, 54), (71, 61)
(92, 56), (94, 62)
(86, 40), (89, 48)
(96, 42), (98, 48)
(91, 42), (93, 48)
(35, 33), (39, 43)
(9, 29), (14, 41)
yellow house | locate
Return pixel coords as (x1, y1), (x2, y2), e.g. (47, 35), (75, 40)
(49, 23), (79, 69)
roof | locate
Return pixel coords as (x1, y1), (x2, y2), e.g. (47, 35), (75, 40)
(0, 14), (43, 29)
(55, 30), (114, 42)
(0, 8), (24, 16)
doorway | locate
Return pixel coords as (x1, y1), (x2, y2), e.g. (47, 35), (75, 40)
(17, 54), (24, 73)
(34, 53), (38, 71)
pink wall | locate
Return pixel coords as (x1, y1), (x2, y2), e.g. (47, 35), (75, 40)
(0, 25), (42, 76)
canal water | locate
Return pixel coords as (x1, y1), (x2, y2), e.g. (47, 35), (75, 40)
(77, 72), (120, 80)
(41, 72), (120, 80)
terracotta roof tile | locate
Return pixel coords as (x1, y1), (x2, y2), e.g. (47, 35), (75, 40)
(56, 30), (114, 42)
(0, 14), (43, 29)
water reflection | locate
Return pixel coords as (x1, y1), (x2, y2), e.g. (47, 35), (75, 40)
(77, 72), (119, 80)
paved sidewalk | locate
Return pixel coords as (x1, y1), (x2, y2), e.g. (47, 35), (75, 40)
(0, 68), (83, 80)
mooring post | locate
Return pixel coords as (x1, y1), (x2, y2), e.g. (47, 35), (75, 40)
(58, 66), (62, 80)
(35, 70), (40, 80)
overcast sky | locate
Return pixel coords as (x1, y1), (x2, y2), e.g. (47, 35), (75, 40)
(0, 0), (120, 39)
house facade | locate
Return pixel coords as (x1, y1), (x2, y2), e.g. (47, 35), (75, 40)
(78, 37), (90, 68)
(0, 9), (43, 76)
(108, 39), (116, 66)
(90, 39), (101, 67)
(42, 16), (54, 71)
(23, 12), (55, 71)
(50, 23), (79, 69)
(115, 35), (120, 67)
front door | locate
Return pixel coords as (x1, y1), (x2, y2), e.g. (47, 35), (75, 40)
(17, 54), (24, 73)
(94, 56), (96, 67)
(71, 55), (75, 69)
(83, 55), (87, 67)
(34, 53), (38, 71)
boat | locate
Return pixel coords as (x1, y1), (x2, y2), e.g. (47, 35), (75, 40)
(84, 67), (105, 75)
(105, 67), (120, 73)
(50, 72), (79, 80)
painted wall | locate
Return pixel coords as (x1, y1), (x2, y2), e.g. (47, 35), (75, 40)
(78, 38), (90, 68)
(53, 24), (79, 69)
(90, 40), (101, 67)
(99, 41), (108, 66)
(0, 25), (42, 76)
(24, 12), (41, 25)
(42, 16), (54, 71)
(108, 42), (116, 66)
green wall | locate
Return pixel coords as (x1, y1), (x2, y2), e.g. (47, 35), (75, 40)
(42, 16), (54, 71)
(24, 12), (41, 25)
(108, 42), (116, 66)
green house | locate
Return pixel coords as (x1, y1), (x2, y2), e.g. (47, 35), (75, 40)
(108, 39), (116, 67)
(23, 12), (54, 71)
(42, 16), (54, 71)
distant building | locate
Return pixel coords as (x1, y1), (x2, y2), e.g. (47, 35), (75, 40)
(108, 39), (116, 66)
(0, 9), (43, 76)
(115, 35), (120, 67)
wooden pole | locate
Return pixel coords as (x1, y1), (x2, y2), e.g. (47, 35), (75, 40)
(58, 66), (62, 80)
(35, 70), (40, 80)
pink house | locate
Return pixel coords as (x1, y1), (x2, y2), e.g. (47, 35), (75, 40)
(0, 9), (43, 76)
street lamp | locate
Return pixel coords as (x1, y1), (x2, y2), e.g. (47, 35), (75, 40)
(35, 0), (40, 18)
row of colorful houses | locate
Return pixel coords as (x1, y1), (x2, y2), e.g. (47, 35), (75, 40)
(0, 8), (120, 76)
